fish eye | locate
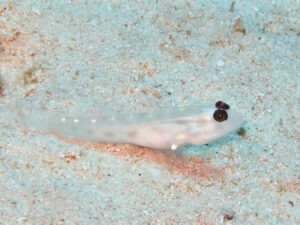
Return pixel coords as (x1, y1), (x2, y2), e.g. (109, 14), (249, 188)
(215, 101), (230, 110)
(213, 109), (228, 122)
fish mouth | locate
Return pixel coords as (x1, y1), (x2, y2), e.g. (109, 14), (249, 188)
(223, 109), (243, 132)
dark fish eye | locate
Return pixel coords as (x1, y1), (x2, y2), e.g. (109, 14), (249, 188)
(215, 101), (230, 110)
(213, 109), (228, 122)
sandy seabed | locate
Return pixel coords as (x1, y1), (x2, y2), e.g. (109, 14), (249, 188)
(0, 1), (299, 224)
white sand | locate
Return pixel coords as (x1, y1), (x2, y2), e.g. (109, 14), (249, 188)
(0, 0), (299, 224)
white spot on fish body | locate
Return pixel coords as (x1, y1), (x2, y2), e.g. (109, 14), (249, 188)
(171, 144), (178, 151)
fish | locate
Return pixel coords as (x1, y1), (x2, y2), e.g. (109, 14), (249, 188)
(15, 101), (243, 150)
